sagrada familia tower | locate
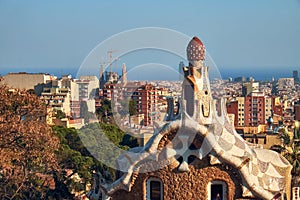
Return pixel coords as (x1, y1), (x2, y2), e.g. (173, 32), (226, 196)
(89, 37), (292, 200)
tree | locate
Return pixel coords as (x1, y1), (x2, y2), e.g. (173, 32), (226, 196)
(129, 100), (137, 116)
(96, 99), (112, 123)
(51, 125), (96, 197)
(0, 81), (60, 199)
(276, 127), (300, 186)
(77, 122), (138, 181)
(55, 109), (66, 119)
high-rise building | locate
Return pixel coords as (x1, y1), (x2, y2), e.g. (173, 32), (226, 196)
(132, 84), (159, 126)
(234, 76), (246, 82)
(178, 61), (185, 81)
(293, 70), (299, 81)
(244, 95), (265, 126)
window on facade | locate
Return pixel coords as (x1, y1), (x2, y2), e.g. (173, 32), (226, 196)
(150, 181), (161, 200)
(211, 184), (223, 200)
(208, 180), (227, 200)
(146, 178), (163, 200)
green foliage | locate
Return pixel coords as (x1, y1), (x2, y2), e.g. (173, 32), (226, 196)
(55, 109), (66, 119)
(53, 126), (92, 179)
(129, 100), (137, 116)
(120, 134), (138, 148)
(53, 123), (138, 186)
(276, 126), (300, 180)
(96, 99), (113, 122)
(278, 130), (291, 147)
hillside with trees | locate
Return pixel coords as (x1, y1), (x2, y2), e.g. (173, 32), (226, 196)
(0, 79), (138, 199)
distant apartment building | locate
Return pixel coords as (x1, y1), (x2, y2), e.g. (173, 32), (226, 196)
(132, 84), (159, 126)
(101, 83), (117, 101)
(61, 76), (81, 118)
(101, 81), (143, 101)
(272, 97), (283, 116)
(77, 76), (99, 100)
(278, 78), (294, 89)
(40, 75), (82, 118)
(100, 81), (160, 126)
(2, 72), (56, 95)
(76, 76), (99, 113)
(41, 87), (71, 116)
(244, 94), (266, 126)
(227, 94), (282, 127)
(227, 80), (285, 128)
(234, 76), (246, 82)
(242, 81), (259, 96)
(264, 96), (273, 124)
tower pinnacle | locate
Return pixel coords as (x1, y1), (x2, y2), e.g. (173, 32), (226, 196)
(122, 63), (127, 85)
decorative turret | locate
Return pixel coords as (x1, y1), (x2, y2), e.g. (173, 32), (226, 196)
(186, 36), (205, 62)
(182, 36), (213, 125)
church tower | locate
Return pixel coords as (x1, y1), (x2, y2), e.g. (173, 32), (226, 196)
(99, 64), (106, 89)
(121, 63), (127, 86)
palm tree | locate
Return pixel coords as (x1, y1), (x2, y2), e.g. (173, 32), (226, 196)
(277, 126), (300, 186)
(278, 128), (290, 148)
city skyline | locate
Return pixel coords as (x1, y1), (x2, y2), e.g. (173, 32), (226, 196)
(1, 0), (300, 80)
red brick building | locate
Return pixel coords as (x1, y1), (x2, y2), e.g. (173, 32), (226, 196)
(244, 96), (265, 126)
(227, 95), (283, 127)
(132, 84), (159, 126)
(100, 82), (159, 126)
(226, 100), (238, 126)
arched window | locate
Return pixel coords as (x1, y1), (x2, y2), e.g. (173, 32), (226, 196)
(207, 180), (227, 200)
(146, 177), (163, 200)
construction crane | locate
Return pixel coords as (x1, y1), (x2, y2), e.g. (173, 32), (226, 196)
(107, 50), (118, 73)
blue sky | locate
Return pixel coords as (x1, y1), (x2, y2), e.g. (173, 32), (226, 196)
(0, 0), (300, 80)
